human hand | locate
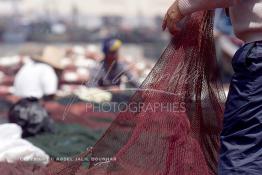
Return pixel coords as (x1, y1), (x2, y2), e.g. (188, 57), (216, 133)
(162, 0), (185, 35)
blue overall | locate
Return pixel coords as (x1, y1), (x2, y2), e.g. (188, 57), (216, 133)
(219, 41), (262, 174)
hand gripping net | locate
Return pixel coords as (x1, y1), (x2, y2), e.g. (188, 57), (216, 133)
(49, 10), (225, 175)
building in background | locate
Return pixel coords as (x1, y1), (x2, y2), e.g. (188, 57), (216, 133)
(0, 0), (173, 43)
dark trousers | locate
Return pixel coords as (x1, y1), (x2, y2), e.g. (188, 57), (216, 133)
(219, 41), (262, 174)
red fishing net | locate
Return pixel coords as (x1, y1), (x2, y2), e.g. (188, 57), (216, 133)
(0, 10), (225, 175)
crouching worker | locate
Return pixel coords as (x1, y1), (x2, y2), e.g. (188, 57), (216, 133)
(96, 38), (139, 89)
(14, 46), (65, 101)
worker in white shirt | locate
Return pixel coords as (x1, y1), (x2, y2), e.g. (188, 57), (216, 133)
(14, 46), (65, 100)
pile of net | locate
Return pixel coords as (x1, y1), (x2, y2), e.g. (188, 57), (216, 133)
(0, 10), (225, 175)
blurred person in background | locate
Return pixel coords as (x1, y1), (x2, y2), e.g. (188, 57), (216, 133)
(14, 46), (65, 101)
(163, 0), (262, 174)
(96, 38), (139, 89)
(214, 8), (234, 36)
(214, 8), (243, 83)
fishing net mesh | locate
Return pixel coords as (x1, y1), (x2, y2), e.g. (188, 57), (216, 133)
(1, 10), (224, 175)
